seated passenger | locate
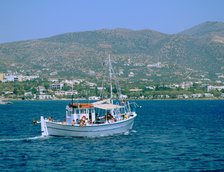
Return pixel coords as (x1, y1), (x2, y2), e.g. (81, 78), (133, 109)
(80, 116), (88, 127)
(124, 114), (129, 119)
(79, 118), (84, 126)
(95, 113), (99, 120)
(62, 119), (66, 125)
(48, 117), (53, 121)
(72, 119), (76, 125)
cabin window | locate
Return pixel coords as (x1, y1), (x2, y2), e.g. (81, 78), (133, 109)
(80, 109), (86, 114)
(66, 110), (71, 116)
(114, 109), (120, 115)
(89, 113), (92, 120)
(95, 108), (104, 117)
(76, 109), (80, 114)
(119, 108), (126, 114)
(89, 109), (95, 113)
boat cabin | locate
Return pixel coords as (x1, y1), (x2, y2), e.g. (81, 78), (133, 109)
(66, 103), (96, 125)
(65, 103), (128, 126)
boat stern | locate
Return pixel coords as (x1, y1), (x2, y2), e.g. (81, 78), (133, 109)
(40, 116), (49, 136)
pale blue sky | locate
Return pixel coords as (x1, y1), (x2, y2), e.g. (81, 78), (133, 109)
(0, 0), (224, 43)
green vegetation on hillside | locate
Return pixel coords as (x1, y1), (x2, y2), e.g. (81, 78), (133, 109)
(0, 21), (224, 83)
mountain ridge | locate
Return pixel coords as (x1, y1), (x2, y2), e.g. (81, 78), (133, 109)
(0, 21), (224, 83)
(179, 21), (224, 37)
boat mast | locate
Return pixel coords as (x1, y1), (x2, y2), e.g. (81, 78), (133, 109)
(71, 83), (74, 114)
(109, 54), (113, 104)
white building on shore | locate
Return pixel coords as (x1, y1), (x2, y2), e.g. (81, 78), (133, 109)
(207, 85), (224, 92)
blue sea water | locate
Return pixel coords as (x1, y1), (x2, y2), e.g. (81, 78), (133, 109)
(0, 100), (224, 171)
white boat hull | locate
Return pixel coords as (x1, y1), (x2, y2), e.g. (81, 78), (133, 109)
(41, 114), (136, 137)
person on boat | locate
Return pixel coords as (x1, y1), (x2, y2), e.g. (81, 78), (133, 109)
(79, 118), (84, 126)
(48, 117), (53, 121)
(104, 113), (115, 123)
(112, 116), (116, 122)
(105, 113), (109, 123)
(95, 113), (99, 120)
(124, 114), (129, 119)
(107, 113), (114, 120)
(76, 118), (79, 124)
(79, 116), (88, 127)
(88, 120), (93, 125)
(122, 99), (126, 106)
(84, 117), (89, 126)
(62, 119), (66, 125)
(72, 119), (76, 125)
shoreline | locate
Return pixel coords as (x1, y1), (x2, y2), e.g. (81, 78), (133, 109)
(2, 98), (224, 101)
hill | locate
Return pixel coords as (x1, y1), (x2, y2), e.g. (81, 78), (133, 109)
(180, 21), (224, 38)
(0, 21), (224, 83)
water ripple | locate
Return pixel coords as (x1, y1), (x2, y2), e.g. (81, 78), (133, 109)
(0, 100), (224, 171)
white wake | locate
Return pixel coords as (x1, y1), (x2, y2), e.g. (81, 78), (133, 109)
(0, 135), (45, 142)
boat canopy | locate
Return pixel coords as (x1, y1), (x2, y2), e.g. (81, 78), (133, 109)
(92, 99), (110, 105)
(93, 103), (123, 110)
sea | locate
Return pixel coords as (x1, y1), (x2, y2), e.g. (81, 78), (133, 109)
(0, 100), (224, 171)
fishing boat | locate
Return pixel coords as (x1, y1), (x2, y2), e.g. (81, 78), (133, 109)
(40, 55), (139, 137)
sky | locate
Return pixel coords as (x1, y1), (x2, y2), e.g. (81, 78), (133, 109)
(0, 0), (224, 43)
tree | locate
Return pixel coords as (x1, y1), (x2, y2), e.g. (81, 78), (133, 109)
(44, 82), (50, 90)
(62, 84), (71, 91)
(31, 87), (37, 94)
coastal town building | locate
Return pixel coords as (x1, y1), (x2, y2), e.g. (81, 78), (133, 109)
(4, 75), (18, 82)
(129, 88), (143, 92)
(180, 82), (193, 89)
(147, 62), (164, 68)
(88, 96), (100, 100)
(177, 94), (189, 99)
(24, 92), (33, 97)
(50, 83), (64, 90)
(85, 81), (97, 87)
(191, 94), (203, 99)
(119, 94), (128, 99)
(97, 87), (106, 90)
(37, 94), (53, 100)
(55, 91), (78, 96)
(204, 93), (214, 98)
(207, 85), (224, 92)
(63, 79), (82, 86)
(38, 86), (47, 95)
(1, 73), (39, 82)
(128, 72), (135, 77)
